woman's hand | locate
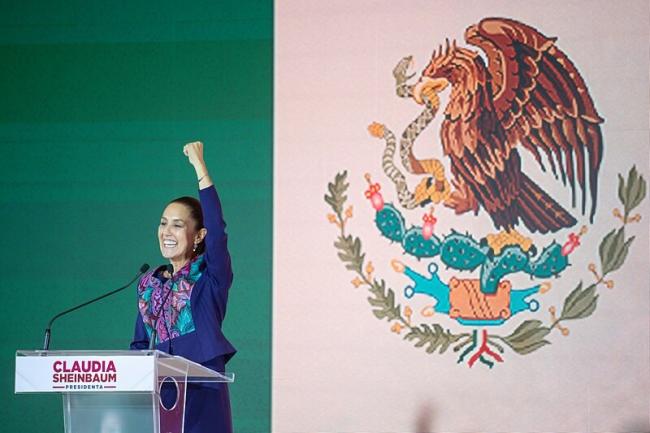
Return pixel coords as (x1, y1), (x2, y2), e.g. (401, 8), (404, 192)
(183, 141), (205, 168)
(183, 141), (212, 188)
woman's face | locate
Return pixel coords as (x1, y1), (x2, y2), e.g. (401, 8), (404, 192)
(158, 203), (198, 263)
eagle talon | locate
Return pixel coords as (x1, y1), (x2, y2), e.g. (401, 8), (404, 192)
(444, 179), (479, 215)
(412, 77), (448, 106)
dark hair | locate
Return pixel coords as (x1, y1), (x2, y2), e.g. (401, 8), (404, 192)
(168, 196), (205, 256)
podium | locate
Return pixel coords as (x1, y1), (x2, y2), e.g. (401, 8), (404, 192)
(15, 350), (234, 433)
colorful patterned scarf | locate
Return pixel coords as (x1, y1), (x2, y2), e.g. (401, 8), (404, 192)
(137, 255), (204, 344)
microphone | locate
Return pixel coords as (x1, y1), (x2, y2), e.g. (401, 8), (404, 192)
(42, 263), (150, 351)
(149, 265), (175, 352)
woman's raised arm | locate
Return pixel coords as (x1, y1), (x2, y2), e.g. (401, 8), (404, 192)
(184, 141), (233, 288)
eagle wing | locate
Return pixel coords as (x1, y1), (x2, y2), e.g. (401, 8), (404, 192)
(465, 17), (604, 221)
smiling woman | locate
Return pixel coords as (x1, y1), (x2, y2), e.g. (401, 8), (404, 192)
(159, 197), (207, 272)
(130, 141), (236, 433)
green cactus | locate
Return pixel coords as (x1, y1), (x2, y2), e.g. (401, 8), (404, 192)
(525, 242), (568, 278)
(402, 227), (441, 258)
(374, 203), (405, 243)
(373, 206), (570, 293)
(480, 246), (530, 294)
(440, 232), (488, 271)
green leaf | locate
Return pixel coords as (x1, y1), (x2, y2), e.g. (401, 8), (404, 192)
(603, 235), (635, 275)
(561, 284), (599, 320)
(628, 179), (647, 215)
(599, 228), (624, 275)
(622, 166), (647, 216)
(373, 310), (388, 319)
(386, 288), (395, 305)
(574, 295), (598, 319)
(503, 320), (551, 355)
(599, 226), (634, 275)
(561, 283), (593, 317)
(508, 327), (550, 345)
(618, 173), (626, 206)
(335, 235), (364, 273)
(512, 340), (551, 355)
(367, 280), (401, 321)
(368, 279), (385, 297)
(439, 336), (452, 354)
(345, 262), (363, 272)
(505, 319), (544, 341)
(562, 282), (583, 315)
(324, 171), (349, 215)
(403, 324), (461, 354)
(367, 298), (385, 307)
(353, 237), (361, 257)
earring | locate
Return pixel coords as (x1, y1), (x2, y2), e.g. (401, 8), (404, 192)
(193, 243), (198, 252)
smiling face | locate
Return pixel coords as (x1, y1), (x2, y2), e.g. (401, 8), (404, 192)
(158, 202), (200, 266)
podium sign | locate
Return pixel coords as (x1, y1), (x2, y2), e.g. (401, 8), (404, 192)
(16, 354), (155, 392)
(15, 350), (234, 433)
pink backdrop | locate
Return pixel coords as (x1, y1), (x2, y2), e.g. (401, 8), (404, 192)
(274, 1), (650, 432)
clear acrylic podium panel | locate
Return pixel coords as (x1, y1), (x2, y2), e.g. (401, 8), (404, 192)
(64, 393), (156, 433)
(16, 350), (234, 433)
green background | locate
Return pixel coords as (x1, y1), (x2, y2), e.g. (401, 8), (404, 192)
(0, 1), (272, 431)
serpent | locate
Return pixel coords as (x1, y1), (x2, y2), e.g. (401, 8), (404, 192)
(370, 56), (450, 209)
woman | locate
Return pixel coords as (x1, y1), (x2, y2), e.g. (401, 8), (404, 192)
(130, 141), (235, 433)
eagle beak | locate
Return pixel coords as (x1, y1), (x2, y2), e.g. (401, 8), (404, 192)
(413, 77), (449, 105)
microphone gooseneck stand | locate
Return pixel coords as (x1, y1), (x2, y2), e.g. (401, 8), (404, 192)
(42, 263), (150, 351)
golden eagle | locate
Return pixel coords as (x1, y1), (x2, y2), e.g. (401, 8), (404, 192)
(413, 17), (603, 234)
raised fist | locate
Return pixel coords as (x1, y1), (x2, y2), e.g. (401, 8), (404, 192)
(183, 141), (204, 167)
